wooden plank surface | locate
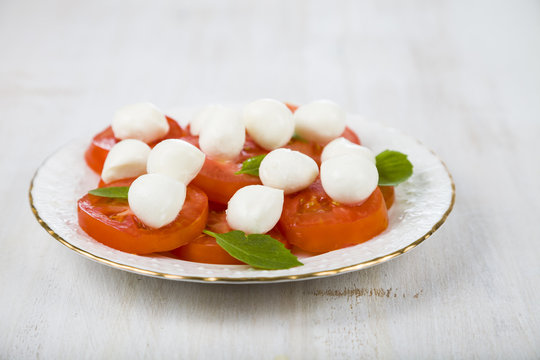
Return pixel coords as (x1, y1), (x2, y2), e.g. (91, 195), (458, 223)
(1, 0), (539, 358)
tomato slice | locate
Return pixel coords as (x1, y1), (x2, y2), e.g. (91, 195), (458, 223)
(77, 178), (208, 254)
(182, 135), (266, 204)
(278, 179), (388, 253)
(181, 104), (362, 203)
(171, 209), (290, 265)
(84, 116), (184, 174)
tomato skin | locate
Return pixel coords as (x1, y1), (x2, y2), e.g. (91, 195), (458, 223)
(77, 179), (208, 255)
(84, 117), (184, 174)
(278, 180), (388, 253)
(171, 210), (290, 265)
(380, 186), (395, 209)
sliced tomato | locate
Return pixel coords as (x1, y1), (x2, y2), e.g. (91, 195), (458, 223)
(84, 116), (184, 174)
(171, 210), (290, 265)
(179, 102), (362, 203)
(278, 179), (388, 253)
(77, 178), (208, 254)
(380, 186), (395, 209)
(182, 135), (266, 204)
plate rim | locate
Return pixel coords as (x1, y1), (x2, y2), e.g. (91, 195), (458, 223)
(28, 132), (455, 284)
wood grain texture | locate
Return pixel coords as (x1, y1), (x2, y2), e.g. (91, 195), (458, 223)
(1, 0), (539, 358)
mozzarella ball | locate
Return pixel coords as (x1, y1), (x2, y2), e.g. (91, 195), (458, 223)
(321, 137), (375, 163)
(147, 139), (205, 184)
(128, 174), (186, 229)
(226, 185), (284, 234)
(320, 154), (379, 205)
(242, 99), (294, 150)
(189, 104), (225, 136)
(112, 102), (169, 143)
(259, 148), (319, 194)
(294, 100), (346, 143)
(199, 107), (245, 160)
(101, 139), (151, 184)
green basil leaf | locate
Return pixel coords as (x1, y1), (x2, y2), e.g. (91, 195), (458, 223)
(375, 150), (413, 186)
(88, 186), (129, 199)
(235, 154), (266, 176)
(204, 230), (303, 270)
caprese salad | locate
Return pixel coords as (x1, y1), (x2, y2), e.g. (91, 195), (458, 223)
(78, 100), (413, 269)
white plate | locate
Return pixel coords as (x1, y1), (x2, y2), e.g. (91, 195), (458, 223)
(29, 116), (454, 283)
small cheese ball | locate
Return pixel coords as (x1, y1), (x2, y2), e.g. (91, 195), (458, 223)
(320, 154), (379, 205)
(259, 148), (319, 194)
(101, 139), (151, 184)
(242, 99), (294, 150)
(128, 174), (186, 229)
(321, 137), (375, 163)
(226, 185), (284, 234)
(293, 100), (346, 143)
(147, 139), (205, 184)
(199, 107), (245, 161)
(112, 102), (169, 143)
(189, 104), (225, 136)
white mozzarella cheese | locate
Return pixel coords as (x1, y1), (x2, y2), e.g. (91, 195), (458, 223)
(128, 174), (186, 229)
(147, 139), (205, 184)
(242, 99), (294, 150)
(111, 102), (169, 143)
(259, 148), (319, 194)
(101, 139), (151, 184)
(226, 185), (284, 234)
(320, 154), (379, 205)
(199, 107), (245, 160)
(189, 104), (225, 136)
(293, 100), (346, 143)
(321, 137), (375, 163)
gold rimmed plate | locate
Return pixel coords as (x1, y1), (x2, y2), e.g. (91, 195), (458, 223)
(29, 115), (454, 283)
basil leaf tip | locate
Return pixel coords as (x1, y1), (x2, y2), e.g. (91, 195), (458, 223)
(235, 154), (266, 176)
(88, 186), (129, 199)
(204, 230), (303, 270)
(375, 150), (413, 186)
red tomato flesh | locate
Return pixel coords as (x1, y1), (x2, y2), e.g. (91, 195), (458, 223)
(77, 179), (208, 254)
(84, 116), (184, 174)
(278, 180), (388, 253)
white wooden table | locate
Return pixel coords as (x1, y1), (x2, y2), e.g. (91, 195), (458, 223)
(1, 0), (539, 358)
